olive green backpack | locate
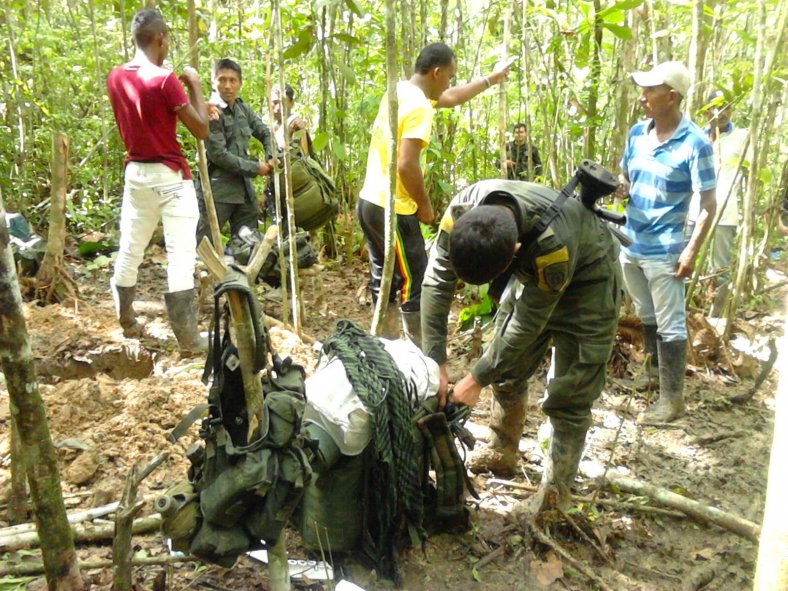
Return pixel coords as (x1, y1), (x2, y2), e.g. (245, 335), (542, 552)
(157, 267), (313, 567)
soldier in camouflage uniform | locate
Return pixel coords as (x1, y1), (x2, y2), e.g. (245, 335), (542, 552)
(198, 59), (274, 244)
(421, 179), (622, 512)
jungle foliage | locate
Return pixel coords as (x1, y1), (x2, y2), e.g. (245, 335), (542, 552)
(0, 0), (785, 297)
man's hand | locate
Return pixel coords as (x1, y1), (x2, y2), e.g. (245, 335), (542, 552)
(436, 364), (450, 408)
(258, 160), (272, 176)
(675, 247), (696, 278)
(288, 117), (307, 134)
(207, 103), (221, 121)
(179, 66), (200, 87)
(417, 202), (435, 224)
(487, 60), (514, 85)
(450, 373), (483, 407)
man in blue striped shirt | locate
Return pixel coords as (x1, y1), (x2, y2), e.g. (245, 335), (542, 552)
(619, 61), (716, 424)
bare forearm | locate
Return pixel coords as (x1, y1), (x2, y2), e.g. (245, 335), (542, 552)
(436, 77), (490, 108)
(398, 160), (430, 211)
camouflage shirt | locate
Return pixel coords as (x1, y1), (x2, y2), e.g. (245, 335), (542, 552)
(506, 141), (543, 181)
(205, 98), (273, 204)
(421, 179), (620, 386)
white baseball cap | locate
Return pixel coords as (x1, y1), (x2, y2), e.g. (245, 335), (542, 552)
(631, 61), (691, 97)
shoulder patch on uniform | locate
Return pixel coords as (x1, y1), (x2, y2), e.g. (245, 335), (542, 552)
(535, 246), (570, 292)
(440, 203), (472, 233)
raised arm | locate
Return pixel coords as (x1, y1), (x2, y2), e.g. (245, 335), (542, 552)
(435, 62), (511, 109)
(176, 66), (209, 140)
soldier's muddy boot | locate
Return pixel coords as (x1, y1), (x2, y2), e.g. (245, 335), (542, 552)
(379, 302), (401, 340)
(633, 324), (659, 390)
(515, 422), (587, 521)
(638, 339), (687, 424)
(401, 309), (422, 349)
(467, 393), (525, 477)
(165, 288), (208, 354)
(111, 278), (142, 338)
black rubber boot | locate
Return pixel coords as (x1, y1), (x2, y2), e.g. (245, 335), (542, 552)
(111, 279), (142, 338)
(638, 339), (687, 424)
(515, 422), (587, 521)
(467, 389), (526, 477)
(164, 288), (208, 354)
(633, 324), (659, 390)
(400, 309), (422, 349)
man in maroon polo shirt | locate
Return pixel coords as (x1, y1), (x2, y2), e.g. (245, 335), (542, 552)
(107, 8), (209, 353)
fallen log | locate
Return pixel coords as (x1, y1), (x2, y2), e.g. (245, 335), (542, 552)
(0, 515), (161, 551)
(0, 501), (122, 536)
(486, 477), (686, 518)
(603, 472), (760, 542)
(0, 554), (193, 577)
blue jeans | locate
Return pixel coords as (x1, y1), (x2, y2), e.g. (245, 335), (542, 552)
(620, 250), (687, 341)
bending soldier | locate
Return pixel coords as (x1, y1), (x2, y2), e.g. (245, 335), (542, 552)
(421, 178), (622, 513)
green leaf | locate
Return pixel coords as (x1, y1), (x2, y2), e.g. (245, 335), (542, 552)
(337, 63), (357, 85)
(283, 27), (315, 60)
(312, 132), (329, 153)
(598, 0), (644, 19)
(331, 141), (347, 161)
(471, 567), (482, 582)
(343, 0), (365, 17)
(333, 32), (361, 45)
(602, 22), (633, 39)
(0, 577), (36, 591)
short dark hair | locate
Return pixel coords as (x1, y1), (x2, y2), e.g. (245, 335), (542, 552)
(214, 58), (242, 82)
(448, 205), (518, 285)
(414, 43), (456, 74)
(513, 122), (526, 132)
(284, 84), (295, 100)
(131, 9), (167, 49)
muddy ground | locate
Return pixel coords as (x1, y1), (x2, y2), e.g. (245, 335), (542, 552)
(0, 241), (784, 591)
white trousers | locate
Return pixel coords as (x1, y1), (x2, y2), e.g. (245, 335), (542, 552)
(113, 162), (199, 292)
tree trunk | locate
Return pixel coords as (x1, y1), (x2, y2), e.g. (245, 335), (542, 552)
(726, 0), (785, 338)
(584, 0), (603, 161)
(187, 0), (199, 69)
(274, 0), (302, 336)
(498, 4), (510, 179)
(686, 0), (711, 117)
(753, 300), (788, 590)
(0, 196), (84, 590)
(371, 0), (399, 337)
(36, 132), (74, 302)
(8, 416), (28, 524)
(609, 10), (638, 173)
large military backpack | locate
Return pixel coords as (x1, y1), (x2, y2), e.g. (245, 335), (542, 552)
(271, 152), (338, 232)
(157, 266), (313, 567)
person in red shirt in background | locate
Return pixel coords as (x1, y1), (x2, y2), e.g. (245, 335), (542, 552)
(107, 8), (209, 353)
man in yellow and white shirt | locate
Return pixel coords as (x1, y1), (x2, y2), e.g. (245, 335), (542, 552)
(687, 89), (750, 317)
(357, 42), (510, 345)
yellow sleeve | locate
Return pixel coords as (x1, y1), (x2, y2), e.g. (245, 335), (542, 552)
(400, 103), (433, 145)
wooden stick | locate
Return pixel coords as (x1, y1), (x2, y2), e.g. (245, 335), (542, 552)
(0, 554), (194, 577)
(0, 516), (162, 551)
(527, 522), (615, 591)
(0, 501), (124, 536)
(473, 545), (505, 571)
(245, 225), (279, 283)
(486, 478), (686, 518)
(113, 453), (168, 591)
(604, 472), (761, 542)
(265, 316), (317, 345)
